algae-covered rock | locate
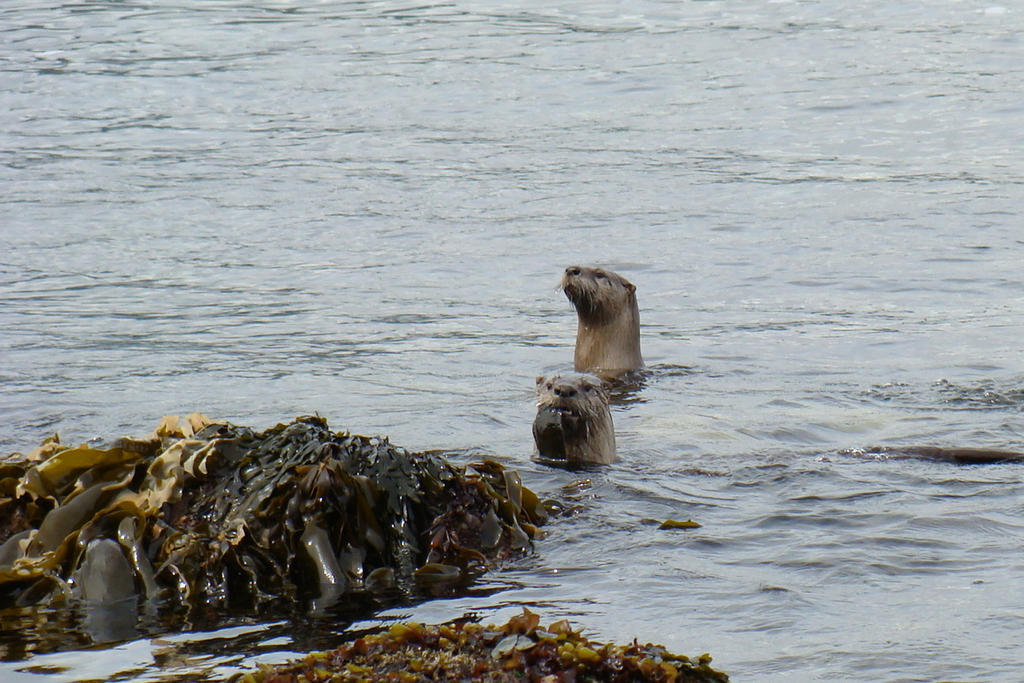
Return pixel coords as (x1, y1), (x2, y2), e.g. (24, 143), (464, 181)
(240, 607), (729, 682)
(0, 415), (547, 612)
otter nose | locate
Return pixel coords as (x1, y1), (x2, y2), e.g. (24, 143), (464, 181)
(553, 383), (577, 398)
(565, 266), (581, 277)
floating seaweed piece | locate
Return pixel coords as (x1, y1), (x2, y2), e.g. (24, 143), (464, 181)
(0, 416), (547, 615)
(238, 607), (730, 682)
(658, 519), (702, 531)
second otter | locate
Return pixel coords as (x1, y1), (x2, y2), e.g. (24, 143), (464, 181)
(533, 373), (616, 465)
(561, 266), (643, 379)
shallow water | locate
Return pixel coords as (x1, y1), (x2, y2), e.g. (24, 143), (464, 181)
(2, 0), (1024, 680)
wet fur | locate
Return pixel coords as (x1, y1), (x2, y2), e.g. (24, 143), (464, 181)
(561, 266), (643, 379)
(533, 373), (616, 465)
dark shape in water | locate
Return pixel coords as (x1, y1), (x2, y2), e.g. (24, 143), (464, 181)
(0, 415), (547, 616)
(854, 446), (1024, 465)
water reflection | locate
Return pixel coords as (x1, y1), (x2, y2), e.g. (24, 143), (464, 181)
(80, 599), (140, 646)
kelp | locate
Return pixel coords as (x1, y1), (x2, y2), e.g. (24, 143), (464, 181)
(240, 607), (730, 682)
(657, 520), (702, 531)
(0, 415), (547, 611)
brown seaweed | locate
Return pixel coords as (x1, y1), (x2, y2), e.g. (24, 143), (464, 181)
(657, 519), (702, 531)
(239, 607), (730, 682)
(0, 415), (547, 613)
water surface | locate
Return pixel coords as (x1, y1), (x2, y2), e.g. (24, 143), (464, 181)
(2, 0), (1024, 680)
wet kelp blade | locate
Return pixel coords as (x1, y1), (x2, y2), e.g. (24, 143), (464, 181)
(658, 519), (702, 530)
(0, 416), (547, 624)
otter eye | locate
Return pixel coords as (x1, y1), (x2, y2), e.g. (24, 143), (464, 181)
(595, 272), (607, 280)
(546, 382), (553, 390)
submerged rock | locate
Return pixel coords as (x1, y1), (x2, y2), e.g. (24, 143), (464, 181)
(240, 607), (730, 682)
(0, 415), (547, 612)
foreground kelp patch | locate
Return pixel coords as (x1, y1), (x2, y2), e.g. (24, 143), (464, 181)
(0, 415), (547, 611)
(242, 608), (729, 682)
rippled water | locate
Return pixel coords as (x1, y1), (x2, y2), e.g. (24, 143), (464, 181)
(3, 0), (1024, 680)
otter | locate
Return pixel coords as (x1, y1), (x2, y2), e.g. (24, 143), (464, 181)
(533, 373), (616, 465)
(561, 266), (643, 379)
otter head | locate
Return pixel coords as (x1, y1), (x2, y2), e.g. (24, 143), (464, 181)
(533, 373), (616, 465)
(560, 266), (643, 378)
(561, 266), (636, 323)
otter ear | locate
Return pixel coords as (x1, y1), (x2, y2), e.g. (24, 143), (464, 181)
(625, 281), (636, 293)
(536, 375), (546, 386)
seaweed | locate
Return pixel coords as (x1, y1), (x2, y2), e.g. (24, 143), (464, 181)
(0, 415), (547, 613)
(239, 607), (730, 682)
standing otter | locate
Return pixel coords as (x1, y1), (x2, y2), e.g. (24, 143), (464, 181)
(533, 373), (616, 465)
(561, 266), (643, 379)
